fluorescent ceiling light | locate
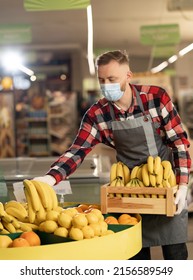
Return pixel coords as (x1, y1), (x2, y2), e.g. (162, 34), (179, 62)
(178, 43), (193, 56)
(87, 5), (95, 75)
(168, 55), (178, 63)
(17, 64), (34, 76)
(151, 61), (169, 73)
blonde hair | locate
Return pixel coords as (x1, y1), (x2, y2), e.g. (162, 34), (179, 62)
(95, 50), (129, 68)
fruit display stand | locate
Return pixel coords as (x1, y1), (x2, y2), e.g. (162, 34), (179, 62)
(101, 184), (178, 217)
(0, 217), (142, 260)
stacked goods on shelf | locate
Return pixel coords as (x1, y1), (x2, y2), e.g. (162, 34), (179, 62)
(101, 156), (178, 216)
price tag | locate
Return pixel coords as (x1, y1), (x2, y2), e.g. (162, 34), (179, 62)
(53, 180), (72, 195)
(12, 181), (26, 202)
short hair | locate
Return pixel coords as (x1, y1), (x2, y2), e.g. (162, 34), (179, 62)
(95, 50), (129, 67)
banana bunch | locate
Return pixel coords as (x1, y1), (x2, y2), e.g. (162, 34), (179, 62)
(125, 178), (144, 198)
(125, 156), (177, 198)
(23, 179), (58, 224)
(0, 179), (60, 235)
(146, 156), (176, 188)
(109, 161), (130, 197)
(0, 200), (37, 234)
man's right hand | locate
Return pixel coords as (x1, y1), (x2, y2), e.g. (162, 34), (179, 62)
(32, 175), (56, 187)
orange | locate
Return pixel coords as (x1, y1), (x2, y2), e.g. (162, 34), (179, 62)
(104, 216), (119, 224)
(118, 214), (132, 224)
(75, 207), (83, 213)
(88, 204), (100, 210)
(77, 204), (89, 212)
(20, 231), (41, 246)
(11, 237), (30, 247)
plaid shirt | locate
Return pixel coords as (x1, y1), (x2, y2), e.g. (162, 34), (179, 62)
(47, 84), (191, 185)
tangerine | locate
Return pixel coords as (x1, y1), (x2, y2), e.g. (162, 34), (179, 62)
(77, 204), (89, 212)
(104, 216), (119, 224)
(11, 237), (30, 247)
(118, 214), (132, 224)
(20, 231), (41, 246)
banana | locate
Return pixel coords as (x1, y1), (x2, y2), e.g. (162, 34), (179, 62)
(147, 155), (154, 174)
(18, 222), (33, 232)
(116, 162), (124, 183)
(47, 184), (58, 210)
(21, 222), (39, 230)
(162, 179), (171, 188)
(149, 174), (156, 187)
(36, 202), (46, 223)
(162, 160), (172, 180)
(115, 177), (122, 197)
(4, 200), (28, 217)
(130, 179), (138, 197)
(24, 187), (36, 223)
(157, 183), (164, 198)
(156, 164), (163, 184)
(110, 163), (117, 183)
(11, 217), (21, 230)
(0, 228), (9, 234)
(109, 178), (117, 198)
(2, 213), (13, 223)
(154, 156), (161, 174)
(0, 221), (4, 231)
(130, 165), (140, 179)
(0, 202), (5, 217)
(168, 169), (177, 187)
(141, 163), (150, 186)
(138, 179), (145, 198)
(122, 163), (130, 184)
(32, 180), (52, 210)
(5, 207), (27, 222)
(136, 164), (143, 181)
(2, 220), (16, 233)
(23, 179), (41, 212)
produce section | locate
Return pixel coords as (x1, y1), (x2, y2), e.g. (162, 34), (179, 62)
(0, 155), (180, 259)
(0, 179), (142, 259)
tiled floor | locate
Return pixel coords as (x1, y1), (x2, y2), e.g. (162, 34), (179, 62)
(151, 210), (193, 260)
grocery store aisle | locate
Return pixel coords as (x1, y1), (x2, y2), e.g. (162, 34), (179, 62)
(151, 212), (193, 260)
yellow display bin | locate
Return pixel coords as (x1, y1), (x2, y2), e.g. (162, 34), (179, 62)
(0, 215), (142, 260)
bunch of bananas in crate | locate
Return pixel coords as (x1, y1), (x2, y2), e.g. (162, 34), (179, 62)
(109, 156), (177, 198)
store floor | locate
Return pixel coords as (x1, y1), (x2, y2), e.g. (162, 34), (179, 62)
(151, 211), (193, 260)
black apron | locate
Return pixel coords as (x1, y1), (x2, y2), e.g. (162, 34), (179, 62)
(109, 88), (188, 247)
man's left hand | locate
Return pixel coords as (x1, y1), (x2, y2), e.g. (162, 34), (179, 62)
(175, 185), (188, 215)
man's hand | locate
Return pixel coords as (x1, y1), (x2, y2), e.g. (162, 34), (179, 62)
(33, 175), (56, 187)
(175, 184), (188, 215)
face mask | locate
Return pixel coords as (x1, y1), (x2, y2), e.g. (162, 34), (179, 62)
(100, 83), (124, 101)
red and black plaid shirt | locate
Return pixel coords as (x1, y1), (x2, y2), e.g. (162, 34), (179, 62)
(47, 84), (191, 185)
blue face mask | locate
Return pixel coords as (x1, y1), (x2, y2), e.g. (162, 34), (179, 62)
(100, 83), (124, 101)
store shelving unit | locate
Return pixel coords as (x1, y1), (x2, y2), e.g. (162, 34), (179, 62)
(27, 110), (51, 156)
(48, 92), (78, 155)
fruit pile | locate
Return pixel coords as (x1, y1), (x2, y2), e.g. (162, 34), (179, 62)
(0, 179), (115, 240)
(109, 156), (177, 198)
(0, 231), (41, 248)
(105, 214), (138, 225)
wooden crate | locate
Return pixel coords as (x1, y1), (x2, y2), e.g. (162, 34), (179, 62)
(101, 184), (178, 217)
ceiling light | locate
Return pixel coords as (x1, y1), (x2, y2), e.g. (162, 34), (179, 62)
(87, 5), (95, 75)
(151, 61), (169, 73)
(168, 55), (178, 63)
(178, 43), (193, 56)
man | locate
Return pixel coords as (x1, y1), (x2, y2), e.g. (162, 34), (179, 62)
(34, 50), (191, 260)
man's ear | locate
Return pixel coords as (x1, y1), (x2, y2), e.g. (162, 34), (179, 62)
(127, 70), (133, 80)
